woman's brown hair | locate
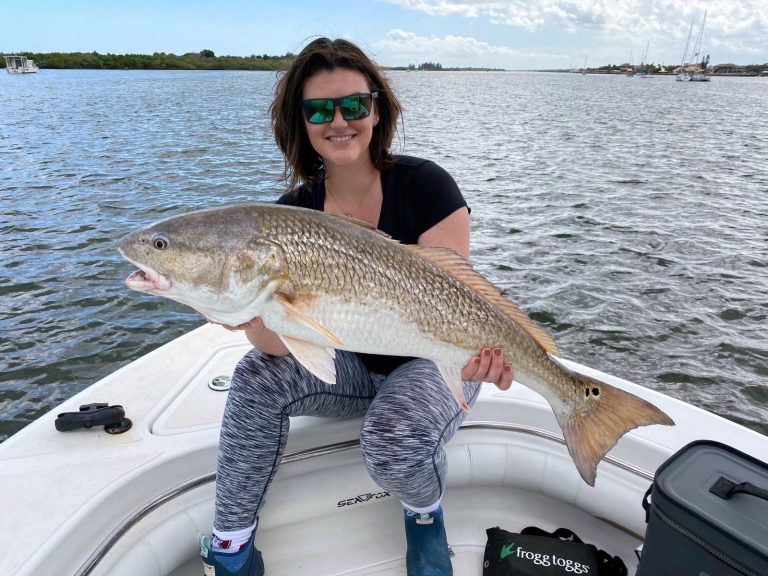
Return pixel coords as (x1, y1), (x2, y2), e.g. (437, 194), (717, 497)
(270, 37), (402, 191)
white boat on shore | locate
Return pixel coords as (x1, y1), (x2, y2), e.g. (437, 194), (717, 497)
(4, 55), (39, 74)
(1, 323), (766, 575)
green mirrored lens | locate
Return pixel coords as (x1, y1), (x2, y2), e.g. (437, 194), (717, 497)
(340, 95), (370, 120)
(306, 99), (334, 123)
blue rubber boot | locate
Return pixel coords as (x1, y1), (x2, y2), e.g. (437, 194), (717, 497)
(198, 532), (264, 576)
(404, 506), (453, 575)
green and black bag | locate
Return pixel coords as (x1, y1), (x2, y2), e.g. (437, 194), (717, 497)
(483, 526), (627, 576)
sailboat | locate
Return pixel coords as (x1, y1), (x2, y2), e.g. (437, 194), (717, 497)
(677, 11), (711, 82)
(626, 50), (636, 76)
(637, 41), (651, 78)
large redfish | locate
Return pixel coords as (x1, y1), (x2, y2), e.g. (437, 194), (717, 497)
(118, 203), (673, 485)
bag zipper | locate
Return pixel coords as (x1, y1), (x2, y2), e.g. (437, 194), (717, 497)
(652, 505), (758, 576)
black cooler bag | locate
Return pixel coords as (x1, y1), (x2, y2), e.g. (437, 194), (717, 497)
(637, 440), (768, 576)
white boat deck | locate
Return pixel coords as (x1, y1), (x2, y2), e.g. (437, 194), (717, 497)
(2, 324), (766, 575)
(103, 475), (644, 576)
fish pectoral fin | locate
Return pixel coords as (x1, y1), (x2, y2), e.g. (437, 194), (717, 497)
(275, 293), (343, 347)
(437, 365), (470, 412)
(278, 335), (337, 385)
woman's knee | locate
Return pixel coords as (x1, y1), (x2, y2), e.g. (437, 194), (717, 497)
(358, 365), (481, 486)
(230, 349), (297, 400)
(359, 408), (436, 477)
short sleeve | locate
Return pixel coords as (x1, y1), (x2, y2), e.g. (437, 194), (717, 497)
(406, 159), (468, 238)
(377, 156), (468, 244)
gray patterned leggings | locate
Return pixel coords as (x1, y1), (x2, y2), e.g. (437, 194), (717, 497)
(214, 349), (481, 532)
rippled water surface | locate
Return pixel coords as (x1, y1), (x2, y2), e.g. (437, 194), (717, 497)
(1, 69), (767, 442)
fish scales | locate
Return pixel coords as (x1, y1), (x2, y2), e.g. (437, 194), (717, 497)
(262, 207), (503, 350)
(280, 210), (553, 388)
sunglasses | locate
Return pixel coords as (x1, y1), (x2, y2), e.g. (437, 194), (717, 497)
(300, 91), (378, 124)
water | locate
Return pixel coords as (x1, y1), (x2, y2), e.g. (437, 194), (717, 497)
(1, 69), (767, 442)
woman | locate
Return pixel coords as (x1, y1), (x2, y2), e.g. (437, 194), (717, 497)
(199, 37), (514, 576)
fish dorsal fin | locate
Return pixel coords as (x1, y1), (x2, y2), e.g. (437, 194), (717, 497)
(407, 246), (560, 356)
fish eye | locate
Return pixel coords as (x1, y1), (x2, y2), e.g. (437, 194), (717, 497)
(151, 234), (169, 250)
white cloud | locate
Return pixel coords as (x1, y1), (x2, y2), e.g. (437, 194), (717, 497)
(381, 0), (768, 65)
(384, 0), (768, 34)
(383, 0), (485, 18)
(372, 29), (556, 68)
(376, 29), (516, 58)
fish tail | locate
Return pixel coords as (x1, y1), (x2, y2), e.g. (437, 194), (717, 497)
(556, 372), (674, 486)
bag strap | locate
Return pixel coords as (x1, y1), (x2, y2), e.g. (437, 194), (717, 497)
(521, 526), (628, 576)
(710, 476), (768, 503)
(642, 483), (653, 523)
(593, 547), (629, 576)
(521, 526), (585, 543)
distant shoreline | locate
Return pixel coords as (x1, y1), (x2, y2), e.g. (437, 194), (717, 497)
(536, 69), (768, 77)
(1, 51), (290, 71)
(8, 68), (766, 77)
(3, 51), (766, 76)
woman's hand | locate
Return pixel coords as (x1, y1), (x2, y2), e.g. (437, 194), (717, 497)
(461, 348), (514, 390)
(207, 315), (289, 357)
(195, 310), (266, 334)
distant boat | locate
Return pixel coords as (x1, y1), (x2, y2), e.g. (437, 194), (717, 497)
(637, 41), (651, 78)
(676, 12), (710, 82)
(4, 55), (39, 74)
(626, 50), (636, 76)
(688, 69), (711, 82)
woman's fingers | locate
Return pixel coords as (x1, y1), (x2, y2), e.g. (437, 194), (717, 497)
(462, 348), (514, 390)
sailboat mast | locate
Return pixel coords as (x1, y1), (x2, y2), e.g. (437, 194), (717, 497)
(680, 19), (694, 68)
(692, 10), (707, 66)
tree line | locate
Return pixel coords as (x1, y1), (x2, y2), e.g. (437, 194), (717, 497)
(3, 50), (293, 70)
(3, 51), (509, 72)
(388, 62), (505, 72)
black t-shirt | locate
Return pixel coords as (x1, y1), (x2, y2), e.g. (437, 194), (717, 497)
(276, 155), (468, 374)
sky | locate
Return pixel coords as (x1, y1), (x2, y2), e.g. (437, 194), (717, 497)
(2, 1), (767, 70)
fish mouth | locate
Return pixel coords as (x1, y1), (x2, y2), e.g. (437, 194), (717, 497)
(125, 268), (171, 292)
(120, 253), (171, 292)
